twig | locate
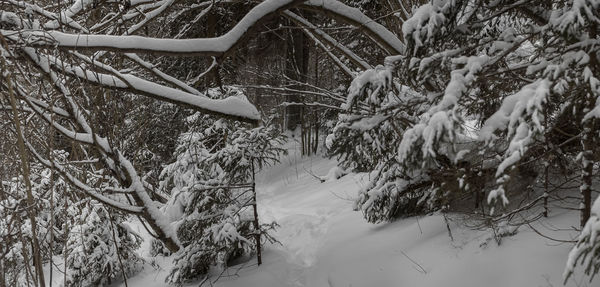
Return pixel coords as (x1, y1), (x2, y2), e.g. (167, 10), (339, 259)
(444, 214), (454, 241)
(303, 167), (326, 183)
(399, 250), (427, 274)
(518, 213), (576, 243)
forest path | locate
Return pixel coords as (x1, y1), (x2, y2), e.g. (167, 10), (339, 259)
(208, 147), (596, 287)
(118, 143), (598, 287)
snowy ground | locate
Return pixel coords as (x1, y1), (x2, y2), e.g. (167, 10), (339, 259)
(50, 141), (597, 287)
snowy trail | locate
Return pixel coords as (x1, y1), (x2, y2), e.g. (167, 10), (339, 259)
(210, 150), (366, 287)
(212, 151), (597, 287)
(115, 147), (598, 287)
(255, 151), (362, 274)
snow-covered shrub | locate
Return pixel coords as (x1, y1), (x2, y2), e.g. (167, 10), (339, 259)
(333, 0), (600, 229)
(0, 152), (74, 285)
(327, 113), (402, 172)
(161, 114), (285, 283)
(149, 238), (172, 257)
(0, 189), (34, 286)
(329, 65), (459, 222)
(565, 197), (600, 282)
(66, 203), (142, 286)
(0, 149), (145, 287)
(327, 65), (425, 170)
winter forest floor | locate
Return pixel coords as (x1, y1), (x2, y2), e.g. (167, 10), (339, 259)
(45, 140), (599, 287)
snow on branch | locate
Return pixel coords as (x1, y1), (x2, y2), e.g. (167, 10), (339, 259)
(174, 1), (215, 39)
(13, 50), (183, 250)
(4, 0), (88, 32)
(89, 0), (172, 33)
(0, 10), (24, 29)
(284, 10), (371, 71)
(24, 98), (94, 144)
(1, 0), (304, 57)
(565, 196), (600, 282)
(116, 151), (182, 249)
(187, 57), (218, 87)
(24, 49), (261, 123)
(301, 0), (405, 55)
(479, 79), (550, 176)
(478, 79), (550, 213)
(551, 0), (600, 36)
(344, 66), (393, 110)
(126, 0), (176, 35)
(402, 0), (454, 55)
(581, 67), (600, 121)
(24, 140), (144, 214)
(396, 55), (490, 165)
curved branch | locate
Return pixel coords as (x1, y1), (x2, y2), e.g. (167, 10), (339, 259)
(300, 0), (405, 55)
(1, 0), (305, 57)
(22, 48), (261, 124)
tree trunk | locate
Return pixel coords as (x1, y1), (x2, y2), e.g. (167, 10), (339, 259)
(251, 160), (262, 265)
(580, 95), (596, 228)
(313, 115), (319, 154)
(306, 110), (312, 156)
(206, 11), (223, 89)
(543, 106), (549, 218)
(285, 14), (310, 131)
(544, 163), (549, 218)
(6, 74), (46, 287)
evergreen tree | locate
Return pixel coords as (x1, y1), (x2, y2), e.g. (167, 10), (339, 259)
(327, 1), (600, 240)
(160, 99), (285, 283)
(0, 152), (72, 285)
(65, 203), (143, 286)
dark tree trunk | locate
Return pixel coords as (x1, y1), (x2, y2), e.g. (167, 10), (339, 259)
(285, 14), (310, 131)
(313, 114), (319, 154)
(251, 160), (262, 265)
(580, 94), (596, 228)
(206, 11), (223, 89)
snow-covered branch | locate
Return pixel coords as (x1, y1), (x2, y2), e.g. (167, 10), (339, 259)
(284, 10), (371, 71)
(23, 48), (260, 123)
(2, 0), (304, 57)
(24, 140), (144, 214)
(300, 0), (405, 55)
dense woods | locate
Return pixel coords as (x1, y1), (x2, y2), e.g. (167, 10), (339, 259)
(1, 0), (599, 285)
